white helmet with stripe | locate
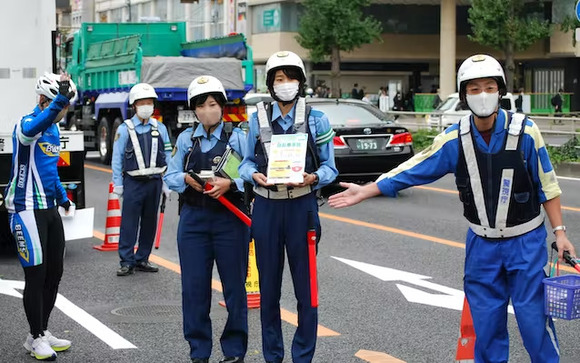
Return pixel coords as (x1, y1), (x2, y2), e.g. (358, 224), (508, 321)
(187, 75), (227, 106)
(129, 83), (158, 105)
(265, 51), (306, 83)
(457, 54), (507, 98)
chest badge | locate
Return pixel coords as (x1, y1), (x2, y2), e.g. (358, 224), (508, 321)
(151, 130), (160, 137)
(213, 156), (222, 165)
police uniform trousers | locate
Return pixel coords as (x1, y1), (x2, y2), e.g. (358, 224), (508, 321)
(464, 225), (560, 363)
(252, 192), (321, 363)
(177, 203), (250, 359)
(118, 176), (162, 267)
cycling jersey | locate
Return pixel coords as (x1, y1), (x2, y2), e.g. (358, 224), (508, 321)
(4, 94), (70, 213)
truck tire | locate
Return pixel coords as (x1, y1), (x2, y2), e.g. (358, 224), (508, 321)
(98, 117), (112, 164)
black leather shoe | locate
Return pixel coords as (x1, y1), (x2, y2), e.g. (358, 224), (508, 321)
(116, 266), (134, 276)
(220, 357), (244, 363)
(135, 261), (159, 272)
(191, 359), (209, 363)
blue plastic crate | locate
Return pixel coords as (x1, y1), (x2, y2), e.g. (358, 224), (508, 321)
(543, 275), (580, 320)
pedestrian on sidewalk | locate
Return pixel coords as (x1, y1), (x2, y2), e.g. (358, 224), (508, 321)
(164, 76), (250, 363)
(111, 83), (172, 276)
(5, 72), (77, 360)
(239, 50), (338, 363)
(329, 54), (577, 363)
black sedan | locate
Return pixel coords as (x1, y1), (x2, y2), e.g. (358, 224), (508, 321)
(306, 98), (414, 182)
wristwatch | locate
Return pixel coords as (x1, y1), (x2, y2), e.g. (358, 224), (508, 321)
(552, 225), (566, 234)
(312, 173), (319, 186)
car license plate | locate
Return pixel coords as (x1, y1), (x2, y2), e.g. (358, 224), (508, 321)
(178, 110), (195, 123)
(355, 139), (378, 150)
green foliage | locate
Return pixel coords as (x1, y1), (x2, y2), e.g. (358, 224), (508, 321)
(546, 137), (580, 166)
(412, 129), (440, 152)
(559, 15), (580, 46)
(468, 0), (551, 52)
(296, 0), (382, 63)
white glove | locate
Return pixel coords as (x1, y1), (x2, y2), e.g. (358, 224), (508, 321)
(113, 185), (123, 196)
(162, 182), (171, 198)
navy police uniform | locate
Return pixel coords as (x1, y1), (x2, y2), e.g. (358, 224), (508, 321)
(164, 122), (250, 360)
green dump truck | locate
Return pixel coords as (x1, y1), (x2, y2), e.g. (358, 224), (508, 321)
(63, 22), (254, 164)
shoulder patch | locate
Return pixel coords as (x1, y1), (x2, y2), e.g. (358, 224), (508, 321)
(114, 133), (120, 142)
(171, 146), (178, 157)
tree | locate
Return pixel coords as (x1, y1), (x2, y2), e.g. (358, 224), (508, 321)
(296, 0), (382, 98)
(468, 0), (550, 92)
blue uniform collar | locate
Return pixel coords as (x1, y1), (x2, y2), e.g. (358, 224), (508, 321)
(193, 121), (224, 140)
(130, 115), (157, 127)
(470, 109), (508, 152)
(271, 101), (297, 122)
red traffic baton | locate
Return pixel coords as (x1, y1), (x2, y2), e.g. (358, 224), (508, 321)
(154, 193), (167, 249)
(551, 242), (580, 273)
(307, 211), (318, 308)
(190, 172), (251, 227)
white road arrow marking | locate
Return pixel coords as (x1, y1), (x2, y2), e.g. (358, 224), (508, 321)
(333, 257), (514, 314)
(0, 279), (137, 349)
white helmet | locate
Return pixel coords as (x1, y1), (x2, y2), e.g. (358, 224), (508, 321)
(457, 54), (506, 97)
(129, 83), (158, 105)
(35, 72), (77, 104)
(265, 51), (306, 83)
(187, 75), (227, 107)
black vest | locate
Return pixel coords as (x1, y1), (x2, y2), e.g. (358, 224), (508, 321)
(455, 114), (540, 228)
(181, 126), (245, 212)
(254, 103), (319, 176)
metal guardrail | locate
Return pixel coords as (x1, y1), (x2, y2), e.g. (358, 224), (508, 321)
(385, 111), (580, 139)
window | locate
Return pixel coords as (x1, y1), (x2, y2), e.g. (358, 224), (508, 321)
(251, 3), (300, 34)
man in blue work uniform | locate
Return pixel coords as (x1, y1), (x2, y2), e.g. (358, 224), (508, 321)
(112, 83), (172, 276)
(329, 54), (577, 363)
(5, 72), (76, 360)
(239, 51), (338, 363)
(165, 75), (250, 363)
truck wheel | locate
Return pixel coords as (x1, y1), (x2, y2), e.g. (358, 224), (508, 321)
(98, 117), (112, 164)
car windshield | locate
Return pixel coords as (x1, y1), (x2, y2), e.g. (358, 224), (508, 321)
(245, 95), (273, 106)
(436, 97), (458, 111)
(310, 103), (391, 126)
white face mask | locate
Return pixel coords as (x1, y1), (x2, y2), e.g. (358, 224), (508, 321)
(466, 92), (499, 118)
(274, 82), (299, 101)
(195, 107), (222, 128)
(136, 105), (154, 120)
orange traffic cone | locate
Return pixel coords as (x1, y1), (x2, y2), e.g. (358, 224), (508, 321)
(94, 182), (121, 251)
(456, 297), (476, 362)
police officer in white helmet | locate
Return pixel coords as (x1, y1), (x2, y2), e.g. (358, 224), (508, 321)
(239, 51), (338, 363)
(164, 76), (250, 363)
(329, 54), (576, 362)
(111, 83), (172, 276)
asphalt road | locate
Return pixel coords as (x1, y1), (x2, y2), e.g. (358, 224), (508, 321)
(1, 155), (580, 363)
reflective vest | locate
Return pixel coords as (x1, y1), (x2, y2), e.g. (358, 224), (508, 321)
(455, 113), (543, 239)
(123, 119), (167, 178)
(181, 124), (245, 211)
(254, 97), (319, 176)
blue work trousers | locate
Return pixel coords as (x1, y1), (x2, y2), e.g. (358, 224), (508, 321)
(464, 226), (560, 363)
(251, 193), (321, 363)
(177, 203), (250, 359)
(118, 176), (161, 267)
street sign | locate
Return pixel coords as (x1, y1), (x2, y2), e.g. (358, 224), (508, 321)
(263, 9), (280, 27)
(576, 0), (580, 22)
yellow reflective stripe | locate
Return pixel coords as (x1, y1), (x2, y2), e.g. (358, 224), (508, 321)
(525, 122), (561, 200)
(381, 129), (459, 180)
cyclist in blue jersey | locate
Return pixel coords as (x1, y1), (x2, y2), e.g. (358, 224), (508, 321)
(5, 72), (77, 361)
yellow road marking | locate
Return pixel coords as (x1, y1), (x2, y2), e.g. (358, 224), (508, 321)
(85, 163), (113, 173)
(355, 350), (406, 363)
(92, 230), (339, 337)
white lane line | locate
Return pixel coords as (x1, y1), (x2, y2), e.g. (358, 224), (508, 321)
(55, 294), (137, 349)
(557, 175), (580, 182)
(0, 279), (136, 350)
